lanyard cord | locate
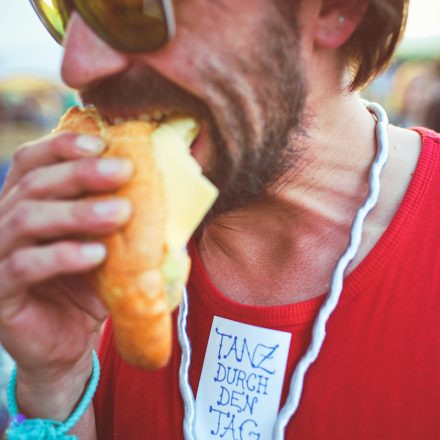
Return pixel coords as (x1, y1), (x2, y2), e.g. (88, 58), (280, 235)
(273, 102), (389, 437)
(177, 283), (196, 439)
(177, 101), (390, 440)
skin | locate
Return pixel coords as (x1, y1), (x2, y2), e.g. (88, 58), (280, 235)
(0, 0), (421, 438)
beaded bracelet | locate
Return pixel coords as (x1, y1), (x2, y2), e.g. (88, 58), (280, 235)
(5, 351), (100, 440)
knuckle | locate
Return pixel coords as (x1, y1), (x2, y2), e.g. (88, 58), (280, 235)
(71, 159), (88, 184)
(49, 134), (64, 153)
(12, 145), (29, 169)
(71, 200), (91, 223)
(10, 201), (32, 233)
(52, 243), (74, 267)
(50, 132), (74, 155)
(18, 171), (38, 197)
(5, 251), (30, 280)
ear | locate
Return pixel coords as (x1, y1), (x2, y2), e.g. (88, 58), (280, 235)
(314, 0), (369, 49)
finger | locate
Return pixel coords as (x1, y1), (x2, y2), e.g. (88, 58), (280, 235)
(1, 132), (105, 196)
(0, 198), (132, 258)
(0, 157), (133, 217)
(0, 241), (107, 321)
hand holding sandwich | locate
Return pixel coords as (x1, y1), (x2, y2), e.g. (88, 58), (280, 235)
(0, 107), (217, 426)
(0, 129), (132, 421)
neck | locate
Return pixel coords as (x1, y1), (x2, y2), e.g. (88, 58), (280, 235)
(198, 94), (420, 305)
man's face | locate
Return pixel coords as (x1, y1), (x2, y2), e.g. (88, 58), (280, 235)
(78, 1), (306, 218)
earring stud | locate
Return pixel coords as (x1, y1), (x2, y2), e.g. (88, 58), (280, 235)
(339, 16), (346, 24)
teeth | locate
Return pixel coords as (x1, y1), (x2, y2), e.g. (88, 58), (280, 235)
(152, 109), (175, 122)
(113, 117), (124, 125)
(107, 109), (178, 125)
(138, 114), (153, 122)
(153, 110), (164, 122)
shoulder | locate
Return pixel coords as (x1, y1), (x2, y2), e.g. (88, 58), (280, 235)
(408, 126), (440, 148)
(386, 125), (440, 184)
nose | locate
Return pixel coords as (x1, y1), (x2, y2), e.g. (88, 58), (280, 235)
(61, 12), (130, 89)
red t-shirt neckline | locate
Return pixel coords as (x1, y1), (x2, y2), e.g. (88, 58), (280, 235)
(188, 128), (439, 328)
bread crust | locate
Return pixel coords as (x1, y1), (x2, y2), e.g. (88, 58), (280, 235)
(56, 106), (171, 370)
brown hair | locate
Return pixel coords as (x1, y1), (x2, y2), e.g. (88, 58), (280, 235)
(345, 0), (409, 90)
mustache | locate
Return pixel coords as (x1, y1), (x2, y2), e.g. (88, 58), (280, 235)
(80, 65), (214, 122)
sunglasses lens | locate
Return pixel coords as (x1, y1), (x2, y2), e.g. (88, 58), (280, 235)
(74, 0), (170, 52)
(30, 0), (70, 44)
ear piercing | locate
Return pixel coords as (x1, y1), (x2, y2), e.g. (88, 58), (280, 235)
(339, 16), (346, 24)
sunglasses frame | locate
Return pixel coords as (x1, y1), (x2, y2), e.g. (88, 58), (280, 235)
(29, 0), (176, 52)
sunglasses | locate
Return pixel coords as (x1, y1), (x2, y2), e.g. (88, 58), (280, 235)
(29, 0), (176, 53)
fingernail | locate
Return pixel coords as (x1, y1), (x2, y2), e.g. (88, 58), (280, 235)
(93, 199), (132, 222)
(97, 158), (133, 177)
(81, 243), (107, 263)
(75, 135), (105, 155)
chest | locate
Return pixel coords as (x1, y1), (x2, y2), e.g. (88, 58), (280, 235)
(100, 299), (440, 440)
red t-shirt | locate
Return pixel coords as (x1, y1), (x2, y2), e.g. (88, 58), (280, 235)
(94, 128), (440, 439)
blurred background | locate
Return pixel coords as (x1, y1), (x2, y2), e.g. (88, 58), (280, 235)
(363, 0), (440, 131)
(0, 0), (439, 431)
(0, 0), (80, 192)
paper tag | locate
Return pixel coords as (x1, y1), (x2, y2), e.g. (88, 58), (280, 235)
(195, 316), (292, 439)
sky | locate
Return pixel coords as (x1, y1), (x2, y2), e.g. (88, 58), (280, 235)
(0, 0), (439, 81)
(405, 0), (440, 38)
(0, 0), (63, 80)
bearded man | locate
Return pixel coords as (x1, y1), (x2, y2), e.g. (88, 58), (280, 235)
(0, 0), (439, 439)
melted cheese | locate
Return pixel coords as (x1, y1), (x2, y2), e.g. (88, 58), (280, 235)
(151, 118), (219, 250)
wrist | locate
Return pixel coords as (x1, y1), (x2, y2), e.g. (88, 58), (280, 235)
(15, 351), (94, 421)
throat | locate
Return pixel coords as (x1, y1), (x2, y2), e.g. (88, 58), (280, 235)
(197, 207), (354, 306)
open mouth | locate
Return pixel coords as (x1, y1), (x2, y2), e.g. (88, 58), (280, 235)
(105, 109), (179, 125)
(103, 109), (206, 156)
(189, 122), (207, 157)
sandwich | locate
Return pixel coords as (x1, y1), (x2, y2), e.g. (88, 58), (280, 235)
(56, 106), (218, 369)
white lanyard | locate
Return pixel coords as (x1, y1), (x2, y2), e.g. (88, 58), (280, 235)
(177, 101), (390, 439)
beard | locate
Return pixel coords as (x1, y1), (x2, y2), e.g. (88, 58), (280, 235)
(80, 4), (305, 221)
